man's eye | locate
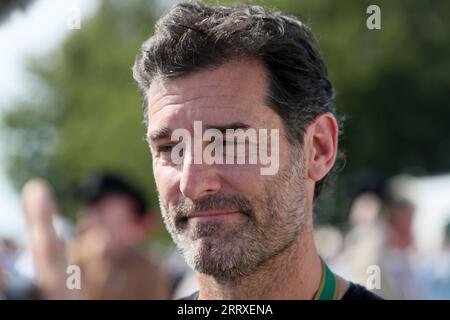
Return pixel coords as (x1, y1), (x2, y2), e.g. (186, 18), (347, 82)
(158, 145), (174, 153)
(223, 139), (247, 147)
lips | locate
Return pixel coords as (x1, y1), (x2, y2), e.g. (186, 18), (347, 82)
(186, 210), (240, 219)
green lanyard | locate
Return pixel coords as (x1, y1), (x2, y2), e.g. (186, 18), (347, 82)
(197, 258), (339, 300)
(313, 259), (339, 300)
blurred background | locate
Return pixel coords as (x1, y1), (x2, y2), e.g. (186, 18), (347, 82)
(0, 0), (449, 299)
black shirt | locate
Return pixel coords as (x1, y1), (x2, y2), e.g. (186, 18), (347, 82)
(181, 282), (383, 300)
(341, 283), (383, 300)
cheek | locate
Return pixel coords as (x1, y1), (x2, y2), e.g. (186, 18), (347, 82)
(223, 142), (292, 194)
(220, 164), (265, 197)
(153, 164), (180, 203)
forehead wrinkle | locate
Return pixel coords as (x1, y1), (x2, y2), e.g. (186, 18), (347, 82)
(147, 60), (271, 126)
(148, 83), (238, 106)
(148, 93), (245, 120)
(147, 104), (250, 138)
(147, 76), (263, 114)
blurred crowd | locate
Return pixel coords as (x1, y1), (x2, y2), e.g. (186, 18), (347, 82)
(1, 173), (450, 300)
(0, 173), (179, 300)
(316, 191), (450, 299)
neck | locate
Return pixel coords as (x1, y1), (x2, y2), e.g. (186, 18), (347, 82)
(196, 222), (322, 300)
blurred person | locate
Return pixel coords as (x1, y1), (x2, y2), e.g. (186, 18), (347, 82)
(22, 174), (171, 299)
(70, 173), (172, 299)
(349, 192), (382, 227)
(171, 265), (199, 300)
(166, 248), (199, 299)
(314, 225), (344, 264)
(331, 192), (385, 289)
(416, 221), (450, 299)
(376, 198), (422, 299)
(132, 2), (381, 300)
(0, 238), (38, 299)
(0, 239), (11, 299)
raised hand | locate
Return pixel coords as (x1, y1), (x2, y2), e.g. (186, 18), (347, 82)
(21, 179), (78, 299)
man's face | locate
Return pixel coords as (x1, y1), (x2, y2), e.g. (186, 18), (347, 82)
(146, 58), (309, 279)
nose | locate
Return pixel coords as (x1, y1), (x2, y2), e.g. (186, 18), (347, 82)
(179, 160), (222, 200)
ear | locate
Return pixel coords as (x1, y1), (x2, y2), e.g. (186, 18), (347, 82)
(305, 113), (339, 182)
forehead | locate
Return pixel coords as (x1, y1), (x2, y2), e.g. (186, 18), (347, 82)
(146, 58), (275, 130)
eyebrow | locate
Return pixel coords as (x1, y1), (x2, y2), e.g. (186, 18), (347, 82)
(147, 122), (251, 142)
(147, 127), (172, 142)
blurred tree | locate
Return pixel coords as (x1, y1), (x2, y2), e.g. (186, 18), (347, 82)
(2, 0), (450, 227)
(2, 0), (160, 220)
(264, 0), (450, 224)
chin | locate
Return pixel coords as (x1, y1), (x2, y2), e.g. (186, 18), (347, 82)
(185, 237), (250, 278)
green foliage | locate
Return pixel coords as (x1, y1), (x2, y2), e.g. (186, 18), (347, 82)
(269, 0), (450, 224)
(2, 0), (159, 218)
